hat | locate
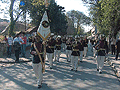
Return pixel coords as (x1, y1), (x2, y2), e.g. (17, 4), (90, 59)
(75, 35), (79, 39)
(57, 35), (61, 38)
(51, 33), (54, 36)
(80, 35), (83, 38)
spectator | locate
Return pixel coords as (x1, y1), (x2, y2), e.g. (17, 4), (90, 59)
(115, 37), (120, 60)
(7, 35), (13, 57)
(13, 35), (24, 62)
(21, 33), (27, 57)
(110, 37), (116, 55)
(4, 35), (8, 42)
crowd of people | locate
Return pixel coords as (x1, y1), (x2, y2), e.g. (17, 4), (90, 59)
(29, 33), (120, 88)
(3, 33), (120, 88)
(4, 33), (27, 62)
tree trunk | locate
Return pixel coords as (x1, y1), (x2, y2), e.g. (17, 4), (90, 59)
(9, 0), (15, 36)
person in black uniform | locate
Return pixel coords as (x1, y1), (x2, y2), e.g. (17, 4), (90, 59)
(66, 37), (73, 62)
(83, 36), (88, 57)
(62, 36), (67, 51)
(78, 36), (84, 62)
(30, 34), (44, 88)
(93, 37), (99, 58)
(55, 35), (62, 62)
(46, 33), (56, 69)
(71, 36), (80, 72)
(95, 35), (108, 74)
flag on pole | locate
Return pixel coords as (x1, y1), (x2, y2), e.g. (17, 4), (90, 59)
(37, 11), (51, 41)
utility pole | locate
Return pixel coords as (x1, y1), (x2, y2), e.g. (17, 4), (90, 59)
(25, 10), (26, 31)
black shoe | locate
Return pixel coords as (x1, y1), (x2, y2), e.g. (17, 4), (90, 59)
(15, 60), (19, 63)
(71, 69), (73, 71)
(97, 69), (99, 71)
(50, 67), (52, 69)
(99, 71), (102, 74)
(38, 85), (42, 89)
(22, 56), (25, 58)
(75, 70), (77, 72)
(80, 61), (83, 63)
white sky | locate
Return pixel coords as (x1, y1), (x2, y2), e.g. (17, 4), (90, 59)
(55, 0), (89, 16)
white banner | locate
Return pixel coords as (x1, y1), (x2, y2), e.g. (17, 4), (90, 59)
(37, 11), (51, 41)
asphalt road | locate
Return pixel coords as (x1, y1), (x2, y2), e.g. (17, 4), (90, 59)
(0, 46), (120, 90)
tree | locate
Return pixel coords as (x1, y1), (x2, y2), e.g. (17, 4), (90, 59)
(23, 0), (68, 35)
(82, 0), (120, 37)
(47, 0), (68, 35)
(100, 0), (120, 37)
(0, 0), (29, 36)
(67, 10), (91, 35)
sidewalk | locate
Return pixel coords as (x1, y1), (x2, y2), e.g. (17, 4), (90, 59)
(0, 50), (32, 64)
(106, 54), (120, 80)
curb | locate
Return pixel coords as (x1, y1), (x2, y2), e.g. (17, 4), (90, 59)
(0, 60), (32, 64)
(107, 59), (120, 81)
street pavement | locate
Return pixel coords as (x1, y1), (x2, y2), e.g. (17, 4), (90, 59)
(0, 46), (120, 90)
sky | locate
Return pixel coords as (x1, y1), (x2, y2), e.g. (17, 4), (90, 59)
(55, 0), (89, 16)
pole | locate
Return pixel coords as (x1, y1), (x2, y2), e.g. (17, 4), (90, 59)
(25, 10), (26, 31)
(42, 0), (50, 73)
(43, 43), (46, 73)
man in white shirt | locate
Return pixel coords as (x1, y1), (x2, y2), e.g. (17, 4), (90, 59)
(7, 35), (13, 57)
(13, 35), (24, 62)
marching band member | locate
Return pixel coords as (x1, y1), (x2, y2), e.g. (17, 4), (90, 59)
(62, 36), (67, 52)
(93, 36), (99, 58)
(71, 36), (80, 72)
(66, 37), (72, 62)
(95, 35), (108, 74)
(46, 33), (56, 69)
(78, 36), (84, 62)
(55, 35), (62, 62)
(30, 34), (45, 88)
(83, 36), (88, 58)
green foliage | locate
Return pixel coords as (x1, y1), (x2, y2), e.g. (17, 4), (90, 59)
(24, 0), (68, 35)
(87, 0), (120, 37)
(67, 10), (91, 35)
(47, 0), (67, 35)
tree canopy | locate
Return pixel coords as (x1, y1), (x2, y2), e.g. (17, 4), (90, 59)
(66, 10), (91, 35)
(82, 0), (120, 37)
(1, 0), (68, 35)
(20, 0), (68, 35)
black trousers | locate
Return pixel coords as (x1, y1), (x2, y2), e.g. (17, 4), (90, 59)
(111, 45), (115, 55)
(15, 50), (20, 61)
(115, 50), (119, 60)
